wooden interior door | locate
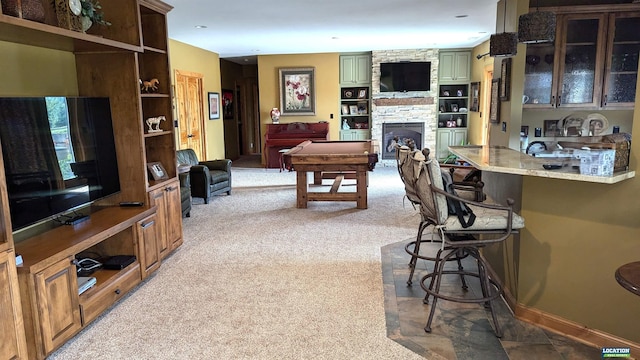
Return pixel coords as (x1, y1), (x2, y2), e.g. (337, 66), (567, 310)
(175, 70), (205, 159)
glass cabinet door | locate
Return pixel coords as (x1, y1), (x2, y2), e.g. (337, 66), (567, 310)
(523, 43), (555, 108)
(603, 13), (640, 107)
(557, 14), (606, 108)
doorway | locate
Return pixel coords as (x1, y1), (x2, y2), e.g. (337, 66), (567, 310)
(175, 70), (206, 159)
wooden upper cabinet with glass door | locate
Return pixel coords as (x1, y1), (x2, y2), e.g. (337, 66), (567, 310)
(523, 7), (640, 110)
(603, 12), (640, 108)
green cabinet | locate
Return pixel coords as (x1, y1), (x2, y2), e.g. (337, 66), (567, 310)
(340, 53), (371, 85)
(439, 51), (471, 84)
(436, 128), (467, 161)
(339, 130), (370, 140)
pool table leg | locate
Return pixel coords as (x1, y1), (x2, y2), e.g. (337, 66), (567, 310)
(313, 171), (322, 185)
(356, 169), (367, 209)
(296, 171), (308, 208)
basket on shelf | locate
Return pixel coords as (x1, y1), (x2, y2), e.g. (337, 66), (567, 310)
(1, 0), (45, 22)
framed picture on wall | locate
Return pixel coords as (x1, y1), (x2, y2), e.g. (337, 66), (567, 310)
(279, 67), (316, 115)
(208, 92), (220, 120)
(500, 58), (511, 101)
(470, 82), (480, 112)
(490, 78), (500, 124)
(222, 89), (234, 119)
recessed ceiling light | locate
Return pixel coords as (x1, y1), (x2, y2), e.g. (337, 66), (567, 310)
(331, 36), (339, 40)
(195, 25), (207, 29)
(455, 15), (468, 18)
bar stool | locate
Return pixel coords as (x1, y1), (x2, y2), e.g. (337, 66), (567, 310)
(278, 148), (291, 172)
(410, 148), (525, 337)
(395, 145), (467, 286)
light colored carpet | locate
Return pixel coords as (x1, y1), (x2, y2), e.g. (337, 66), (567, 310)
(49, 165), (426, 359)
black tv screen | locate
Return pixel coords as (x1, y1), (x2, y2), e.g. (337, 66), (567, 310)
(380, 62), (431, 92)
(0, 97), (121, 231)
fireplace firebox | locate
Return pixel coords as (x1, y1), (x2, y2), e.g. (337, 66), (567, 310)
(382, 122), (424, 159)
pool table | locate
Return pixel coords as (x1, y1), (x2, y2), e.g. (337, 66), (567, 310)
(283, 140), (378, 209)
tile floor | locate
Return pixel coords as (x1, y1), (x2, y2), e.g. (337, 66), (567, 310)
(381, 240), (603, 360)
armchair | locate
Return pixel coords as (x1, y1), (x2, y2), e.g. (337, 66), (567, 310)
(176, 149), (232, 204)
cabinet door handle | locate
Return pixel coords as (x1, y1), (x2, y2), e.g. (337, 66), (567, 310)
(557, 95), (561, 107)
(115, 288), (121, 295)
(187, 134), (193, 138)
(165, 186), (175, 192)
(141, 220), (155, 228)
(603, 94), (608, 106)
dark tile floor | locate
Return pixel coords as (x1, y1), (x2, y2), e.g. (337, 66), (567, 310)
(381, 240), (603, 360)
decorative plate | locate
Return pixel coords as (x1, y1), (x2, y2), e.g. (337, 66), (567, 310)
(583, 113), (609, 136)
(343, 90), (354, 98)
(526, 141), (547, 156)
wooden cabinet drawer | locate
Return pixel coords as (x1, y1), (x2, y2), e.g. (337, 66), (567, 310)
(79, 265), (140, 325)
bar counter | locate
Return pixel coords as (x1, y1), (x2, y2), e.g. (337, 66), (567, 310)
(449, 145), (635, 184)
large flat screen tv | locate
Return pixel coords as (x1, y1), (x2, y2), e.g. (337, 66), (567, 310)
(380, 62), (431, 92)
(0, 97), (121, 231)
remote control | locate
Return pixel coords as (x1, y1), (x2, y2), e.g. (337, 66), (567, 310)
(119, 201), (144, 207)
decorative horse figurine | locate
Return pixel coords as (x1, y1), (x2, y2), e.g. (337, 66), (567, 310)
(146, 116), (166, 132)
(140, 78), (160, 93)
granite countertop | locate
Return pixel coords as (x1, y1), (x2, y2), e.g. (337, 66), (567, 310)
(449, 146), (635, 184)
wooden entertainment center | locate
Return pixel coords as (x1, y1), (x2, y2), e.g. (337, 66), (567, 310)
(0, 0), (183, 358)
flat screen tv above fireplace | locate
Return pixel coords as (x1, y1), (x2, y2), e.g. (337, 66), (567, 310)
(379, 62), (431, 92)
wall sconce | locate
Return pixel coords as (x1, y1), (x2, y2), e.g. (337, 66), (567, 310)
(490, 0), (518, 57)
(518, 0), (556, 43)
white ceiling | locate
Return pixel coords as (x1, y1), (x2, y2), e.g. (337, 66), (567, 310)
(164, 0), (499, 64)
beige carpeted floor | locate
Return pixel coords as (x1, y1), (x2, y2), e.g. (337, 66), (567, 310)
(49, 163), (427, 359)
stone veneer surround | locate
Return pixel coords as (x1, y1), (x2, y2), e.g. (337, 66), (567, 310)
(371, 49), (439, 165)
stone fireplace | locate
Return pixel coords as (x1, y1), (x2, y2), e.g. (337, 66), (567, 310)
(371, 49), (439, 165)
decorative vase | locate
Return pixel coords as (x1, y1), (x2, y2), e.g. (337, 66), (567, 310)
(81, 16), (92, 32)
(270, 108), (280, 124)
(456, 117), (462, 127)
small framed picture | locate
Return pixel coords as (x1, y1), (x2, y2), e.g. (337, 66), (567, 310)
(349, 105), (358, 115)
(469, 82), (480, 112)
(500, 58), (511, 101)
(357, 88), (367, 99)
(543, 119), (562, 137)
(451, 104), (459, 112)
(342, 88), (354, 99)
(208, 92), (220, 120)
(147, 162), (169, 181)
(439, 105), (446, 112)
(489, 78), (500, 124)
(341, 104), (349, 115)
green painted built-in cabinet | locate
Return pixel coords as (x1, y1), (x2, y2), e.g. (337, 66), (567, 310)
(339, 53), (372, 140)
(439, 51), (471, 84)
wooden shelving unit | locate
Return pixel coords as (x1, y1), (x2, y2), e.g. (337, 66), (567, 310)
(0, 0), (182, 357)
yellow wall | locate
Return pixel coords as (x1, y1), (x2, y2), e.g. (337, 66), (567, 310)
(0, 41), (78, 96)
(257, 53), (341, 145)
(169, 39), (224, 160)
